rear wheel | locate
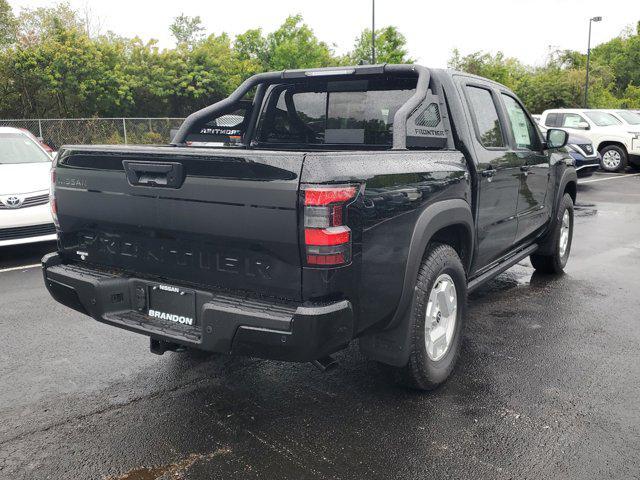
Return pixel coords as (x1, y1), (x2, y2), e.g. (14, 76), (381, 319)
(600, 145), (627, 172)
(394, 243), (466, 391)
(530, 193), (574, 274)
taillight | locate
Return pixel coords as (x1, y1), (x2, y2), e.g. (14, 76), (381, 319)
(302, 185), (357, 266)
(50, 167), (59, 229)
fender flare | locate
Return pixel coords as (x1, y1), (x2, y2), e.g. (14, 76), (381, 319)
(554, 167), (577, 214)
(359, 198), (474, 366)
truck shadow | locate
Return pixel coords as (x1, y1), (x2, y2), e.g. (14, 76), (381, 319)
(101, 268), (576, 479)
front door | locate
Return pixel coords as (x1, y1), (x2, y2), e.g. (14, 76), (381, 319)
(500, 93), (550, 242)
(463, 84), (523, 271)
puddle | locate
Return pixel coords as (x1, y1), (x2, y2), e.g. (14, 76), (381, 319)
(105, 449), (231, 480)
(112, 466), (167, 480)
(574, 203), (598, 217)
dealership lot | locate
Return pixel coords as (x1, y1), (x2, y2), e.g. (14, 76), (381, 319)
(0, 172), (638, 480)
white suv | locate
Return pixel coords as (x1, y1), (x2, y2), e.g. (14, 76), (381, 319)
(540, 109), (640, 172)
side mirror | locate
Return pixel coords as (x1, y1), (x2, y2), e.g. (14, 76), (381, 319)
(546, 129), (568, 149)
(576, 121), (590, 130)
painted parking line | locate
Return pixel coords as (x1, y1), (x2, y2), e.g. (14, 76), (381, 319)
(0, 263), (41, 273)
(581, 173), (640, 184)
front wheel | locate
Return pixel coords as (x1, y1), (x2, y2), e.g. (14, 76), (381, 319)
(394, 243), (466, 391)
(530, 193), (574, 274)
(600, 145), (627, 172)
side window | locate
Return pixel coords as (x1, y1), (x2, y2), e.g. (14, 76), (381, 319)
(465, 86), (505, 148)
(501, 94), (539, 150)
(545, 112), (559, 127)
(562, 113), (586, 128)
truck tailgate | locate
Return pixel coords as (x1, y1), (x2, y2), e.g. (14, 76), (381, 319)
(54, 146), (304, 300)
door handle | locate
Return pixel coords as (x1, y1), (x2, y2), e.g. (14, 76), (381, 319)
(123, 161), (184, 188)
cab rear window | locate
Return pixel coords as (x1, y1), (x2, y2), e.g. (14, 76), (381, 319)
(257, 78), (417, 147)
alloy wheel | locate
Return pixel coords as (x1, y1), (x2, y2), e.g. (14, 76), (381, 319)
(424, 274), (457, 361)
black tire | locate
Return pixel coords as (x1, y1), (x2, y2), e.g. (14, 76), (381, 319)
(394, 243), (467, 391)
(530, 193), (574, 274)
(599, 145), (627, 172)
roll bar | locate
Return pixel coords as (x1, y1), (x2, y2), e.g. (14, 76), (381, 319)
(171, 64), (431, 149)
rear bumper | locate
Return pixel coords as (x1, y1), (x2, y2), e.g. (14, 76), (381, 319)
(42, 253), (354, 362)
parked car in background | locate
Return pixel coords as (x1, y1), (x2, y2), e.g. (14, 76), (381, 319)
(541, 108), (640, 172)
(18, 128), (55, 156)
(601, 109), (640, 127)
(531, 114), (542, 125)
(539, 126), (600, 177)
(0, 127), (56, 247)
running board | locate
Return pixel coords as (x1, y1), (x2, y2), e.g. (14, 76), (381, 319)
(468, 244), (538, 293)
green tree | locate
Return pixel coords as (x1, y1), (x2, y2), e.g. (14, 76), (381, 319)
(0, 27), (131, 117)
(16, 2), (84, 46)
(620, 84), (640, 109)
(0, 2), (636, 121)
(169, 14), (205, 49)
(591, 22), (640, 96)
(265, 15), (335, 70)
(448, 49), (526, 90)
(232, 15), (338, 71)
(234, 28), (268, 65)
(349, 26), (413, 64)
(0, 0), (15, 46)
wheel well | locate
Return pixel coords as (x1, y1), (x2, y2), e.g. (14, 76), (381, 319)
(598, 141), (627, 155)
(564, 181), (577, 204)
(429, 224), (472, 273)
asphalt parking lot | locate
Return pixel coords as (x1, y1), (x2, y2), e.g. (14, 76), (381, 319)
(0, 172), (639, 480)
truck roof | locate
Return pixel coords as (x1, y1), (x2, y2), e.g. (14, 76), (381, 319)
(263, 64), (511, 89)
(542, 108), (598, 115)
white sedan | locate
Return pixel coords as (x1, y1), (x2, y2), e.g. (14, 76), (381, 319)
(0, 127), (56, 247)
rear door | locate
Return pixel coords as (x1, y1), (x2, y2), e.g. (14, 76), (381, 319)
(54, 146), (304, 300)
(499, 92), (550, 242)
(462, 82), (523, 271)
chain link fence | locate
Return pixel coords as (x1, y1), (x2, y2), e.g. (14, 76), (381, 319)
(0, 118), (185, 150)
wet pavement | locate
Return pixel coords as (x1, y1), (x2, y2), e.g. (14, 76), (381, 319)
(0, 172), (639, 479)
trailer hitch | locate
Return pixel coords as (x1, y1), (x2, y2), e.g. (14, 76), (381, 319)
(150, 338), (185, 355)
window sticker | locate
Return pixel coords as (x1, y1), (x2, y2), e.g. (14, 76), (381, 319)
(507, 105), (531, 146)
(563, 115), (583, 128)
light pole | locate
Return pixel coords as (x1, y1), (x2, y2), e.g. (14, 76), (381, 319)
(585, 16), (602, 108)
(371, 0), (376, 64)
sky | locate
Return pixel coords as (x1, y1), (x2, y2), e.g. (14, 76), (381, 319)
(9, 0), (639, 67)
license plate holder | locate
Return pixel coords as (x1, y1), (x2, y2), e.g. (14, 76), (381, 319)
(147, 284), (197, 327)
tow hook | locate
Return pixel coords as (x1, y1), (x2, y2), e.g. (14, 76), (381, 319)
(311, 355), (338, 372)
(150, 338), (185, 355)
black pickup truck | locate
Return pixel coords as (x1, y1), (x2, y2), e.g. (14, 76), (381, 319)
(43, 64), (577, 390)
